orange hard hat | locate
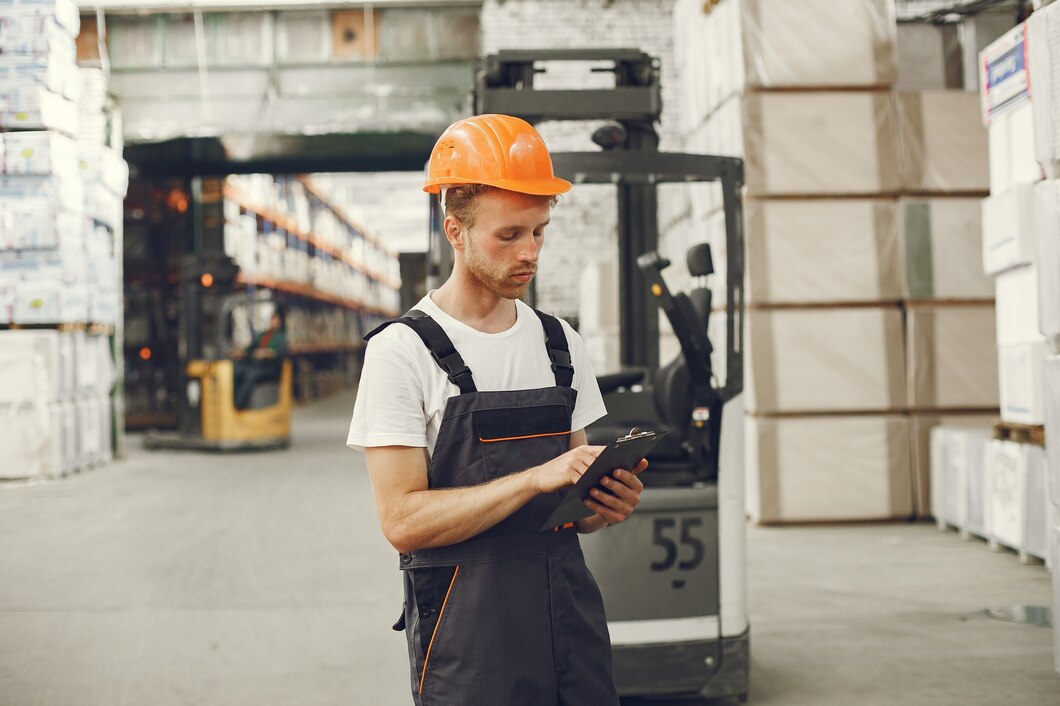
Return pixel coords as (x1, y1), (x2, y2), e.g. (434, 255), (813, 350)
(423, 114), (572, 196)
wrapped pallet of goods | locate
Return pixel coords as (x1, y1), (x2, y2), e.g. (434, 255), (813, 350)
(744, 306), (906, 415)
(743, 199), (901, 305)
(987, 439), (1050, 562)
(900, 197), (994, 300)
(746, 415), (912, 524)
(929, 426), (993, 534)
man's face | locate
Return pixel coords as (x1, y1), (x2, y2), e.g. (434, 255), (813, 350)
(458, 189), (551, 300)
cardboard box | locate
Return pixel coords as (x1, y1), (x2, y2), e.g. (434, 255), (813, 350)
(745, 198), (901, 304)
(896, 90), (989, 193)
(995, 264), (1045, 345)
(0, 0), (80, 36)
(78, 145), (129, 197)
(998, 341), (1047, 424)
(987, 101), (1040, 193)
(743, 91), (899, 197)
(981, 183), (1037, 275)
(928, 424), (993, 527)
(746, 414), (913, 523)
(901, 197), (993, 299)
(906, 303), (999, 410)
(1034, 179), (1060, 340)
(0, 198), (80, 250)
(0, 174), (83, 212)
(740, 0), (896, 89)
(0, 86), (77, 135)
(746, 306), (906, 414)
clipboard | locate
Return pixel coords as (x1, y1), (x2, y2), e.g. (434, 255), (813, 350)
(541, 428), (665, 531)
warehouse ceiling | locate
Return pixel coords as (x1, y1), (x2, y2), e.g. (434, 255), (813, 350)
(82, 2), (480, 173)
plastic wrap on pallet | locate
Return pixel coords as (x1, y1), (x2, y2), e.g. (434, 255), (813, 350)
(1034, 180), (1060, 339)
(1027, 4), (1060, 175)
(895, 90), (989, 193)
(982, 182), (1037, 276)
(746, 414), (912, 523)
(901, 198), (993, 299)
(745, 306), (906, 414)
(998, 341), (1047, 425)
(743, 91), (899, 197)
(1044, 355), (1060, 508)
(928, 424), (994, 528)
(988, 439), (1048, 557)
(989, 439), (1027, 549)
(0, 13), (73, 55)
(739, 0), (896, 89)
(744, 199), (901, 305)
(995, 264), (1044, 346)
(0, 329), (64, 401)
(906, 303), (999, 410)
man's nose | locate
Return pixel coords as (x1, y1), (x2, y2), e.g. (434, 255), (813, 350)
(519, 237), (541, 263)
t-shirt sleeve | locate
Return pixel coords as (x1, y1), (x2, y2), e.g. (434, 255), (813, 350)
(346, 329), (429, 452)
(563, 320), (608, 433)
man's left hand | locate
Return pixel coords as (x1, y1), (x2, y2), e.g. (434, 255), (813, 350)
(582, 458), (648, 526)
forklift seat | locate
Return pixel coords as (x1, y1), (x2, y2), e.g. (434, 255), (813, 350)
(588, 243), (715, 474)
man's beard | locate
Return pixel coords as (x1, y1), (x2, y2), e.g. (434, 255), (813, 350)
(464, 234), (534, 300)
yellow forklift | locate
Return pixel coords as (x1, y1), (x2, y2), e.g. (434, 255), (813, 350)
(144, 253), (292, 451)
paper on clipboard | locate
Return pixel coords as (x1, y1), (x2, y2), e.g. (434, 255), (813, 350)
(541, 428), (664, 531)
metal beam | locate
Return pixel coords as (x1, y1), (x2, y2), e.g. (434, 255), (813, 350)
(124, 132), (437, 177)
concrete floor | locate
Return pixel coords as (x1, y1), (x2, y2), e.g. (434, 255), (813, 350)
(0, 393), (1057, 706)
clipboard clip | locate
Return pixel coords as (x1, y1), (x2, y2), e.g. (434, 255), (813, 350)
(620, 427), (656, 441)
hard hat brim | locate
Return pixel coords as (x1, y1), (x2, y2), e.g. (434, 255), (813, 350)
(423, 175), (572, 196)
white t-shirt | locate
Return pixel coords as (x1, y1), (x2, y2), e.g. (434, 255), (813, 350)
(347, 293), (607, 458)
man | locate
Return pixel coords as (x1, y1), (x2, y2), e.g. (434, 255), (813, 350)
(232, 305), (288, 410)
(347, 114), (647, 705)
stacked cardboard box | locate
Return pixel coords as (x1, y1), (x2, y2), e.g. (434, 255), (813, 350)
(671, 0), (1002, 523)
(0, 329), (113, 479)
(0, 0), (127, 476)
(1025, 3), (1060, 673)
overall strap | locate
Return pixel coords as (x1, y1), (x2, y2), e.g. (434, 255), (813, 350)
(364, 309), (477, 394)
(533, 309), (574, 388)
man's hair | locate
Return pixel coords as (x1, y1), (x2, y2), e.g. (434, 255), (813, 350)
(444, 185), (559, 230)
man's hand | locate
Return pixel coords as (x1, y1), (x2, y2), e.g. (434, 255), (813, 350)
(529, 444), (604, 494)
(581, 458), (648, 527)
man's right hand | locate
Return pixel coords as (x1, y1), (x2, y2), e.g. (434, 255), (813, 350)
(530, 444), (604, 494)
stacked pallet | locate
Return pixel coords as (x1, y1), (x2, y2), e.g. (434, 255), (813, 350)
(0, 0), (127, 480)
(671, 0), (1000, 524)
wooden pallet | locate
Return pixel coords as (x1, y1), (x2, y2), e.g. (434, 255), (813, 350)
(993, 421), (1046, 447)
(988, 536), (1046, 566)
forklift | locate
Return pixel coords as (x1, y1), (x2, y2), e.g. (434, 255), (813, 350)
(143, 251), (292, 452)
(466, 50), (750, 702)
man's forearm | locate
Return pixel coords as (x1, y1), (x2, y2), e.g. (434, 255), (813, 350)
(384, 470), (541, 552)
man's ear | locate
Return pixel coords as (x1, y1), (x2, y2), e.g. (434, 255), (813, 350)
(443, 215), (465, 251)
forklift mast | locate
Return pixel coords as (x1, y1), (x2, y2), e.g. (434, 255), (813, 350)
(473, 49), (744, 400)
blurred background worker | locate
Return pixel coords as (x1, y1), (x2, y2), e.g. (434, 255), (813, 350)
(232, 305), (289, 410)
(347, 114), (647, 705)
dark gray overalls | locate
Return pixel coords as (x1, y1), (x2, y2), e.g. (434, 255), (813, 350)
(366, 308), (618, 706)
